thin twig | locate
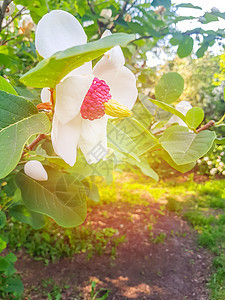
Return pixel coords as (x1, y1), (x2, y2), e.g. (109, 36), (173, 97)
(22, 134), (47, 158)
(196, 120), (215, 133)
(0, 0), (13, 32)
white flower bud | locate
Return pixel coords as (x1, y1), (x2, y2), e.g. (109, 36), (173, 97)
(199, 16), (206, 23)
(207, 161), (213, 166)
(220, 152), (224, 156)
(222, 171), (225, 176)
(24, 160), (48, 181)
(219, 162), (224, 167)
(197, 159), (202, 164)
(204, 157), (209, 161)
(211, 7), (220, 13)
(100, 9), (112, 19)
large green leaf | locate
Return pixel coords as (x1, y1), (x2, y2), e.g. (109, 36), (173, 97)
(9, 202), (46, 230)
(0, 91), (51, 179)
(0, 77), (17, 95)
(149, 98), (188, 124)
(20, 33), (135, 88)
(177, 36), (194, 58)
(160, 128), (216, 165)
(15, 169), (87, 228)
(151, 0), (171, 9)
(155, 72), (184, 104)
(162, 150), (196, 173)
(186, 107), (204, 129)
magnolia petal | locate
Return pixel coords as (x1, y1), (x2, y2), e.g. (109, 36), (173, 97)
(98, 66), (137, 111)
(41, 88), (51, 103)
(93, 30), (125, 77)
(51, 115), (82, 166)
(168, 100), (192, 126)
(35, 10), (87, 58)
(65, 62), (92, 78)
(55, 74), (94, 125)
(24, 160), (48, 181)
(79, 116), (108, 164)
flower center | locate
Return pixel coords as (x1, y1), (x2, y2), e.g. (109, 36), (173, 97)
(80, 77), (111, 121)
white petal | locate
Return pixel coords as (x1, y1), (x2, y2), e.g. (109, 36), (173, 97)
(51, 115), (81, 166)
(24, 160), (48, 181)
(65, 62), (92, 78)
(93, 30), (125, 76)
(168, 100), (192, 127)
(176, 100), (192, 115)
(79, 116), (108, 164)
(35, 10), (87, 58)
(41, 88), (51, 103)
(55, 74), (94, 125)
(97, 66), (138, 110)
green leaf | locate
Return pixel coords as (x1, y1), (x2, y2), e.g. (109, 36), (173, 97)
(162, 150), (196, 173)
(88, 184), (100, 202)
(0, 236), (7, 252)
(20, 33), (135, 88)
(0, 77), (17, 95)
(176, 3), (202, 9)
(151, 0), (171, 9)
(9, 202), (46, 230)
(149, 99), (187, 124)
(0, 257), (9, 271)
(0, 211), (6, 229)
(196, 43), (209, 58)
(177, 36), (194, 58)
(107, 121), (139, 161)
(160, 128), (216, 165)
(127, 157), (159, 181)
(5, 277), (24, 294)
(0, 91), (51, 179)
(215, 138), (225, 145)
(15, 169), (87, 228)
(202, 12), (218, 24)
(155, 72), (184, 104)
(186, 107), (204, 129)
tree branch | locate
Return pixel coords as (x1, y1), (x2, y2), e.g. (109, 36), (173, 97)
(0, 0), (13, 32)
(196, 120), (215, 133)
(1, 6), (26, 31)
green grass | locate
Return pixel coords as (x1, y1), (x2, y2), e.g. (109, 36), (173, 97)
(4, 221), (126, 264)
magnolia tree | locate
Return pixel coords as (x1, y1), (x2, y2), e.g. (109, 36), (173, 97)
(0, 0), (225, 297)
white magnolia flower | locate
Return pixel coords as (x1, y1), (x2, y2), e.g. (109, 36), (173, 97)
(24, 160), (48, 181)
(18, 14), (35, 37)
(168, 100), (192, 127)
(99, 9), (113, 24)
(36, 10), (137, 166)
(0, 1), (15, 16)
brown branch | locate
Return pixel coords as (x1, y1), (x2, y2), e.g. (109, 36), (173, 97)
(22, 134), (47, 158)
(26, 134), (47, 151)
(196, 120), (215, 133)
(0, 0), (13, 32)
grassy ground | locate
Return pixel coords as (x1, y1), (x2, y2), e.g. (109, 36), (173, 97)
(2, 172), (225, 299)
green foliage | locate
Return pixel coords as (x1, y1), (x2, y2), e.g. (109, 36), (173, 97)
(177, 36), (194, 58)
(20, 33), (135, 88)
(160, 126), (216, 165)
(155, 72), (184, 104)
(0, 77), (18, 95)
(185, 107), (204, 129)
(15, 169), (87, 228)
(0, 91), (50, 179)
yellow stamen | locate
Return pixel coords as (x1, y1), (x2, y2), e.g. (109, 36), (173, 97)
(104, 99), (132, 118)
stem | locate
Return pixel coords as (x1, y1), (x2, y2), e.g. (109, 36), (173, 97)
(131, 117), (158, 142)
(0, 0), (13, 32)
(196, 120), (215, 133)
(215, 113), (225, 126)
(26, 134), (47, 151)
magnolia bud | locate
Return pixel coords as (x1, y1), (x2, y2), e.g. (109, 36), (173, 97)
(211, 7), (219, 13)
(24, 160), (48, 181)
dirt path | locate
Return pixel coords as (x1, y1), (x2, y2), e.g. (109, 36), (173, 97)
(16, 200), (212, 300)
